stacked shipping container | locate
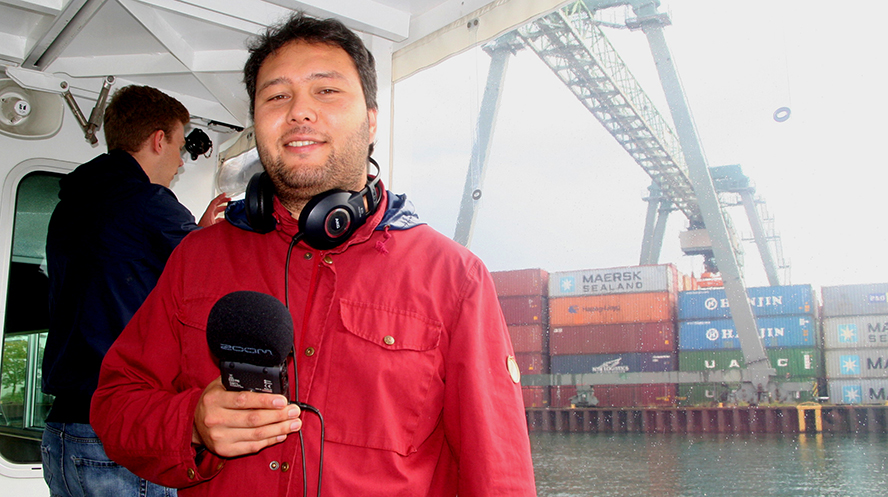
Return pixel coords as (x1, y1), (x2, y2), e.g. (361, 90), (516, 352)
(491, 268), (550, 407)
(676, 285), (820, 405)
(821, 283), (888, 405)
(547, 264), (681, 407)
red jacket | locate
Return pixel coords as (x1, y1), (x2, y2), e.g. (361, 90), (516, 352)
(91, 190), (536, 496)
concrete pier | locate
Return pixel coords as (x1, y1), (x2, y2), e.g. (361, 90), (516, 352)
(526, 405), (888, 434)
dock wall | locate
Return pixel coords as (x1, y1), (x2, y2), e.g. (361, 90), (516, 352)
(526, 405), (888, 434)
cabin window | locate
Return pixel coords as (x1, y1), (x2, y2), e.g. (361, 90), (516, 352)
(1, 171), (62, 464)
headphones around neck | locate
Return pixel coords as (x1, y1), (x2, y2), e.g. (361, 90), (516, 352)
(244, 158), (384, 250)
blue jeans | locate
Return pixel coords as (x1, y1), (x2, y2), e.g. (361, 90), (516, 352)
(41, 422), (176, 497)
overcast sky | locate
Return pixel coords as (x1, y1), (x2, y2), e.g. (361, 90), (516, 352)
(391, 0), (888, 290)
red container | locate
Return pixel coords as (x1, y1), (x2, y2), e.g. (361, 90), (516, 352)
(548, 384), (676, 407)
(499, 295), (547, 325)
(549, 292), (674, 326)
(549, 385), (578, 408)
(549, 322), (675, 355)
(521, 386), (550, 408)
(491, 268), (549, 297)
(640, 383), (677, 406)
(515, 352), (549, 374)
(508, 324), (547, 353)
(594, 384), (677, 407)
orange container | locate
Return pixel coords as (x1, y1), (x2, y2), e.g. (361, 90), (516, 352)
(549, 292), (675, 327)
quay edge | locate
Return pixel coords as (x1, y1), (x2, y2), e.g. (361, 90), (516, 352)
(525, 405), (888, 434)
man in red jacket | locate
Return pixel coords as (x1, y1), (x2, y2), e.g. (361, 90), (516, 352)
(91, 13), (536, 496)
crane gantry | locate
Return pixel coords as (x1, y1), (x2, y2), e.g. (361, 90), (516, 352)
(454, 0), (799, 394)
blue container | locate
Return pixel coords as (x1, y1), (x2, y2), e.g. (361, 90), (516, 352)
(678, 285), (816, 320)
(550, 352), (676, 375)
(679, 315), (818, 350)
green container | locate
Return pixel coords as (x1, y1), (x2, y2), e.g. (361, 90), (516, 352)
(678, 348), (822, 378)
(677, 383), (740, 406)
(677, 382), (818, 406)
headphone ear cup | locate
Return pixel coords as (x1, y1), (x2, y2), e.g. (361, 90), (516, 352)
(299, 190), (359, 250)
(245, 172), (276, 234)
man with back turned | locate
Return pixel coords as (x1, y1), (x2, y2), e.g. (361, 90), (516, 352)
(41, 85), (229, 496)
(91, 14), (536, 496)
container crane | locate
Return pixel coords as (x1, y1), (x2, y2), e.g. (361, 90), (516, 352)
(454, 0), (805, 394)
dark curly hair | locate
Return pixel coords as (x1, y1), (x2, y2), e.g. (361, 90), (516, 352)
(243, 12), (378, 120)
(103, 85), (189, 153)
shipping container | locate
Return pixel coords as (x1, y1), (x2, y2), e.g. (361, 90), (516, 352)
(498, 295), (547, 325)
(521, 385), (549, 408)
(550, 352), (676, 375)
(549, 385), (578, 408)
(676, 382), (737, 406)
(678, 348), (822, 378)
(548, 264), (678, 298)
(491, 268), (549, 297)
(822, 283), (888, 317)
(677, 284), (817, 321)
(827, 379), (888, 404)
(824, 347), (888, 379)
(549, 292), (674, 327)
(823, 315), (888, 349)
(678, 315), (818, 350)
(548, 384), (676, 407)
(515, 352), (549, 375)
(508, 324), (547, 353)
(549, 322), (675, 355)
(676, 382), (817, 406)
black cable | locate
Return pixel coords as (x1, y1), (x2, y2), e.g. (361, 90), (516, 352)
(284, 233), (303, 310)
(284, 232), (323, 497)
(297, 403), (324, 496)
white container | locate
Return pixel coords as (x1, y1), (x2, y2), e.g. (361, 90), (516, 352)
(549, 264), (677, 298)
(822, 315), (888, 349)
(827, 379), (888, 404)
(821, 283), (888, 317)
(824, 347), (888, 379)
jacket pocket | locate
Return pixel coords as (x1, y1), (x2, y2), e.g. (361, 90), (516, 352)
(322, 299), (444, 456)
(174, 295), (226, 391)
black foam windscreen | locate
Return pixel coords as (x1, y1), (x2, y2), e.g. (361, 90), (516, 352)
(206, 291), (293, 367)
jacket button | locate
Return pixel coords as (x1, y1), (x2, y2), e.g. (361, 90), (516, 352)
(323, 255), (333, 264)
(304, 252), (312, 260)
(281, 462), (290, 472)
(187, 468), (195, 479)
(269, 461), (279, 471)
(304, 347), (315, 357)
(383, 335), (395, 345)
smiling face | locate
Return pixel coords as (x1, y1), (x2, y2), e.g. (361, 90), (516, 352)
(253, 41), (378, 216)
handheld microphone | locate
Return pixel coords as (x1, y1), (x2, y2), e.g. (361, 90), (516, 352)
(206, 291), (292, 394)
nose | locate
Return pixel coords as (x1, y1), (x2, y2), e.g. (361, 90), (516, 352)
(287, 94), (317, 123)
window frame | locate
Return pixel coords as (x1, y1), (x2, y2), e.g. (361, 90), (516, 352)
(0, 158), (75, 479)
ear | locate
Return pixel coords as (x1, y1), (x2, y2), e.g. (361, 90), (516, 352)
(150, 129), (166, 155)
(367, 107), (378, 144)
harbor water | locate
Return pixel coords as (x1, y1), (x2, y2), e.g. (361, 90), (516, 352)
(531, 431), (888, 496)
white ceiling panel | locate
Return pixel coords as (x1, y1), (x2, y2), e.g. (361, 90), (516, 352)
(0, 0), (489, 127)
